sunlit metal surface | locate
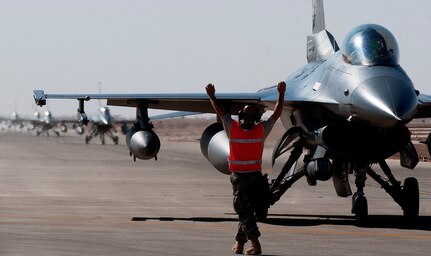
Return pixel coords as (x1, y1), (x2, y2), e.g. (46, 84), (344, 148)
(350, 76), (417, 127)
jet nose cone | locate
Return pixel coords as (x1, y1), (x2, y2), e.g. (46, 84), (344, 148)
(350, 77), (418, 127)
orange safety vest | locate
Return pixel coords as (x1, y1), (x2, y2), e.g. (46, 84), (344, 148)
(228, 120), (264, 172)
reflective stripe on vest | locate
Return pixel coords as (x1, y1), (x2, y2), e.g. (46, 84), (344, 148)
(228, 160), (262, 165)
(230, 138), (263, 143)
(228, 121), (264, 172)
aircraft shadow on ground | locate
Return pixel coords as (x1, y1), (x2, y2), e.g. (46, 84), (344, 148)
(132, 216), (238, 223)
(132, 213), (431, 231)
(262, 213), (431, 231)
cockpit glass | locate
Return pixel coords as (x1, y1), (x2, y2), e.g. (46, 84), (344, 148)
(342, 24), (399, 66)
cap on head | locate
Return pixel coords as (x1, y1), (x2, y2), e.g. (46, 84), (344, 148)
(238, 105), (262, 130)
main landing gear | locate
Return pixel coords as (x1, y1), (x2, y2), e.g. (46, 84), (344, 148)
(365, 161), (419, 222)
(85, 129), (119, 145)
(262, 128), (420, 224)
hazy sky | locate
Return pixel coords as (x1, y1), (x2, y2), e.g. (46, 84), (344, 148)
(1, 0), (431, 118)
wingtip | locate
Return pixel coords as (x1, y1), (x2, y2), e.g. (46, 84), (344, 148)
(33, 90), (46, 106)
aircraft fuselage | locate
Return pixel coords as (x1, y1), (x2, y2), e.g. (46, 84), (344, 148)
(272, 51), (418, 162)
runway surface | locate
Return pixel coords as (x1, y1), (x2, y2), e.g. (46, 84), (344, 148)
(1, 132), (431, 255)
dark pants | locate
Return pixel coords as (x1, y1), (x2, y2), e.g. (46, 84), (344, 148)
(230, 171), (262, 243)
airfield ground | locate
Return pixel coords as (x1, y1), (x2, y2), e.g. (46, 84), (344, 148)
(1, 120), (431, 255)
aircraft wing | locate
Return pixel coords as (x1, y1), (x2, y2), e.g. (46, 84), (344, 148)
(33, 90), (262, 114)
(33, 89), (338, 115)
(149, 111), (201, 120)
(414, 93), (431, 118)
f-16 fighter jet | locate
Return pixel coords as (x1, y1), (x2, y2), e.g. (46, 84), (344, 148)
(34, 0), (431, 223)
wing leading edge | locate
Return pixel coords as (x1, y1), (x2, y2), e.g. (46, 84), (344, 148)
(33, 88), (339, 116)
(33, 90), (262, 114)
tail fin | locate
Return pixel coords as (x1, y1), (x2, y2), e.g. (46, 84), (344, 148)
(307, 0), (339, 62)
(312, 0), (325, 33)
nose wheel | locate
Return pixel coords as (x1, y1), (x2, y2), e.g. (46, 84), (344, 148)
(401, 177), (419, 221)
(350, 164), (369, 223)
(352, 192), (368, 223)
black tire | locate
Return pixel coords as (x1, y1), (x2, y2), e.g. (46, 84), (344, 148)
(354, 194), (368, 223)
(402, 177), (419, 221)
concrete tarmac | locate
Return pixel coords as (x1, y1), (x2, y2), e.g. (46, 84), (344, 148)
(1, 132), (431, 255)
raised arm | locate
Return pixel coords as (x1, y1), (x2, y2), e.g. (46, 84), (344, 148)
(269, 81), (286, 123)
(206, 83), (227, 119)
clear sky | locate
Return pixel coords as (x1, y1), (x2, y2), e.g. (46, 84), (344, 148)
(1, 0), (430, 118)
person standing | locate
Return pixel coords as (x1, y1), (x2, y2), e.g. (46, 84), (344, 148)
(206, 81), (286, 255)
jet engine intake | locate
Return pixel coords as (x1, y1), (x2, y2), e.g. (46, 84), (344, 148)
(127, 127), (160, 160)
(200, 123), (230, 175)
(60, 123), (68, 133)
(72, 123), (85, 135)
(314, 123), (411, 162)
(75, 126), (84, 135)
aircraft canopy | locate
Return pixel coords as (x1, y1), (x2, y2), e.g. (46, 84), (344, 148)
(343, 24), (399, 66)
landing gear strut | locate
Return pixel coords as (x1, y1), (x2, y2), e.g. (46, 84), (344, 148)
(351, 164), (368, 223)
(354, 160), (420, 223)
(263, 126), (420, 224)
(270, 142), (305, 204)
(255, 128), (305, 220)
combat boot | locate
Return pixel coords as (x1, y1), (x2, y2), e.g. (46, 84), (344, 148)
(232, 241), (244, 254)
(245, 238), (261, 255)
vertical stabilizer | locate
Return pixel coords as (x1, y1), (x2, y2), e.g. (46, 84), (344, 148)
(312, 0), (325, 33)
(307, 0), (339, 62)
